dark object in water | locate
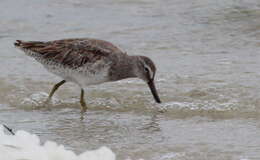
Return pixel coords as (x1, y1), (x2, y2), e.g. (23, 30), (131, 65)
(3, 124), (15, 135)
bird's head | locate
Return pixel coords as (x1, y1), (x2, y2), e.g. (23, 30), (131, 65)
(134, 56), (161, 103)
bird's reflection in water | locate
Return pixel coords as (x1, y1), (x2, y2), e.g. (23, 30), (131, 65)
(80, 112), (85, 121)
(138, 114), (161, 133)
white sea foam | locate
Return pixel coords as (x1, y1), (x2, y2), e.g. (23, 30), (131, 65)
(0, 125), (115, 160)
(21, 92), (62, 107)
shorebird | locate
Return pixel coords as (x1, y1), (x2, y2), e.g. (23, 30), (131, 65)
(14, 38), (161, 112)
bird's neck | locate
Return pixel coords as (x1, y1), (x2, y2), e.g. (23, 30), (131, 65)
(108, 55), (139, 81)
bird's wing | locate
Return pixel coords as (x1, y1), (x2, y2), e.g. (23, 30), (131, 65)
(14, 38), (124, 68)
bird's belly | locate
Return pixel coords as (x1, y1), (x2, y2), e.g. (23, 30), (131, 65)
(44, 64), (109, 87)
(73, 71), (109, 87)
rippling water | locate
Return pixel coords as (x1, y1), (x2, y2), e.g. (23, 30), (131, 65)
(1, 0), (260, 159)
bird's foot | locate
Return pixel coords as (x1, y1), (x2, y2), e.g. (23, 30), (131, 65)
(80, 100), (87, 113)
(43, 97), (51, 106)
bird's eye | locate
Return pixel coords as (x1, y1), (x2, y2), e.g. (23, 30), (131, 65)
(144, 67), (149, 73)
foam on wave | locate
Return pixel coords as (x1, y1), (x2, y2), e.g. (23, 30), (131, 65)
(0, 125), (115, 160)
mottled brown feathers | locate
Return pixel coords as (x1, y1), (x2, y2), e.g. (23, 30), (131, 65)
(14, 38), (124, 68)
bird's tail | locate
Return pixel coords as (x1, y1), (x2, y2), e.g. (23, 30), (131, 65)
(14, 40), (46, 49)
(14, 40), (49, 60)
(14, 40), (23, 47)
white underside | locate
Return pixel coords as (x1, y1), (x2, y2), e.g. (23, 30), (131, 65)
(44, 64), (110, 87)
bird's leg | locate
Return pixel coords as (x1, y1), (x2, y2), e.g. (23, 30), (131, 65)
(80, 88), (87, 112)
(45, 80), (66, 104)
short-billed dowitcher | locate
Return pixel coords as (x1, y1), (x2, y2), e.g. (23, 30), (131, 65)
(14, 38), (161, 112)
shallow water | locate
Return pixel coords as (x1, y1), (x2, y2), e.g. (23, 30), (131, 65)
(0, 0), (260, 159)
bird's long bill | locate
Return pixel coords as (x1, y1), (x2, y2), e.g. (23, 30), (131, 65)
(147, 80), (161, 103)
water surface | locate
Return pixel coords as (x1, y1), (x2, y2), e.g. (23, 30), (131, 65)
(0, 0), (260, 159)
